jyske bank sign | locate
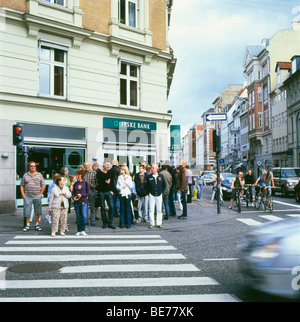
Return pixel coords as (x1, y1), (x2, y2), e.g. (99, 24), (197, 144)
(103, 118), (157, 132)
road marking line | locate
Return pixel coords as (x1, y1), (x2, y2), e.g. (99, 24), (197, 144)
(0, 246), (176, 252)
(0, 294), (239, 302)
(0, 253), (186, 262)
(6, 240), (168, 245)
(236, 218), (261, 226)
(287, 214), (300, 217)
(4, 277), (219, 289)
(259, 215), (282, 221)
(273, 200), (300, 209)
(60, 264), (200, 273)
(13, 235), (162, 239)
(203, 258), (238, 261)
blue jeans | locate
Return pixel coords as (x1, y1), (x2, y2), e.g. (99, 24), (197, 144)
(99, 192), (114, 226)
(163, 194), (170, 219)
(120, 196), (131, 228)
(74, 203), (87, 232)
(168, 187), (176, 216)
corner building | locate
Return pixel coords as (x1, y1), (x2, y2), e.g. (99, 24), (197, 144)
(0, 0), (176, 213)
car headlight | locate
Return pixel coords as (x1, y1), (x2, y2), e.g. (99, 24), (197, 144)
(251, 240), (282, 259)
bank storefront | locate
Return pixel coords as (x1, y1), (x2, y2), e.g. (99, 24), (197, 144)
(102, 117), (157, 172)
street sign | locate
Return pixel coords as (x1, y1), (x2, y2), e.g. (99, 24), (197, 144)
(206, 113), (227, 122)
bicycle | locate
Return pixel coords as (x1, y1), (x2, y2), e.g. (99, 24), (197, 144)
(263, 186), (274, 213)
(255, 186), (264, 210)
(232, 187), (244, 213)
(243, 184), (254, 208)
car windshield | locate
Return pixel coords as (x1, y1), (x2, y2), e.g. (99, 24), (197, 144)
(281, 169), (300, 178)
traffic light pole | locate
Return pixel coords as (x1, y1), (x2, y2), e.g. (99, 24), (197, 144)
(216, 150), (221, 215)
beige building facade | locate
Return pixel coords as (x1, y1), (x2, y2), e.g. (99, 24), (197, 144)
(0, 0), (176, 213)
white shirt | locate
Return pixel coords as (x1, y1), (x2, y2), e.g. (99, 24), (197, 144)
(117, 175), (133, 197)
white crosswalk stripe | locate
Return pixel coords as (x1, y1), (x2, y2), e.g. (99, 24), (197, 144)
(0, 235), (239, 302)
(237, 213), (300, 226)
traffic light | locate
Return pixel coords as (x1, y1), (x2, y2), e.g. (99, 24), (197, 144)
(213, 129), (221, 153)
(13, 123), (24, 146)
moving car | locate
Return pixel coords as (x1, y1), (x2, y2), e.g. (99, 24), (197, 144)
(295, 179), (300, 203)
(238, 217), (300, 299)
(272, 167), (300, 197)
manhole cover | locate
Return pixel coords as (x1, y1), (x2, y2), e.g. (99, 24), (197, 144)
(8, 263), (62, 273)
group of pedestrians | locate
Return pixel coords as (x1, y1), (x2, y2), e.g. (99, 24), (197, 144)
(20, 159), (191, 237)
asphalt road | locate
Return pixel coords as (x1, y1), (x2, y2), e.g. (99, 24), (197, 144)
(0, 188), (299, 305)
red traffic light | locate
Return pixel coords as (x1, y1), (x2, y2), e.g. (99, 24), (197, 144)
(13, 124), (24, 146)
(15, 126), (22, 135)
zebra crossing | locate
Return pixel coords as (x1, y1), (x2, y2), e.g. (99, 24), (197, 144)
(236, 214), (300, 226)
(0, 234), (239, 302)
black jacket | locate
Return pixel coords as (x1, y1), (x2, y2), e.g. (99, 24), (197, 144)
(145, 173), (166, 196)
(134, 172), (148, 197)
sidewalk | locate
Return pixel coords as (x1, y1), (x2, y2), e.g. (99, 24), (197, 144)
(0, 199), (237, 234)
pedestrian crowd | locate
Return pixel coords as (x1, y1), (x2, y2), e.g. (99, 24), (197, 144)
(20, 159), (206, 237)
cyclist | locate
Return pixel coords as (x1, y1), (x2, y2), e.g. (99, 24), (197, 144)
(229, 171), (244, 209)
(255, 169), (275, 204)
(244, 169), (255, 206)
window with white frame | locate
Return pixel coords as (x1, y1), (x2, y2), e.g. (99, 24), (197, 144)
(120, 61), (140, 107)
(39, 42), (68, 98)
(119, 0), (138, 28)
(44, 0), (65, 6)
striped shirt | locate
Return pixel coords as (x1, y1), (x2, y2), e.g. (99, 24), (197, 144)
(84, 169), (97, 189)
(20, 172), (45, 197)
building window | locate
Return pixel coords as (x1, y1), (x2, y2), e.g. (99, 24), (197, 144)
(258, 113), (262, 128)
(120, 61), (140, 108)
(264, 110), (269, 127)
(44, 0), (65, 6)
(297, 113), (300, 147)
(39, 42), (67, 98)
(119, 0), (138, 28)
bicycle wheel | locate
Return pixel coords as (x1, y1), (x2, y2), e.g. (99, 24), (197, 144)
(255, 195), (262, 210)
(270, 197), (273, 213)
(236, 195), (241, 213)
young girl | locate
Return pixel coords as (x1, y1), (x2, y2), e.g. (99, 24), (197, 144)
(49, 175), (71, 237)
(117, 166), (133, 229)
(72, 170), (90, 236)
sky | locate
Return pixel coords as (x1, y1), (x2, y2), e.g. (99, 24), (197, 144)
(167, 0), (300, 133)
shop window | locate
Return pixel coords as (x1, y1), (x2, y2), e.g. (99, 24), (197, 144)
(120, 61), (140, 108)
(16, 147), (85, 181)
(39, 42), (68, 99)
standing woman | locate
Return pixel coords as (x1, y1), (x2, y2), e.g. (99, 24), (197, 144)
(117, 165), (133, 229)
(72, 169), (90, 236)
(60, 166), (72, 232)
(49, 175), (71, 237)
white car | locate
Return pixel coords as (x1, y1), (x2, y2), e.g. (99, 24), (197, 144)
(238, 217), (300, 299)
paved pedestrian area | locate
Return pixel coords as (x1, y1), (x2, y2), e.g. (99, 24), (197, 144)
(0, 199), (237, 234)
